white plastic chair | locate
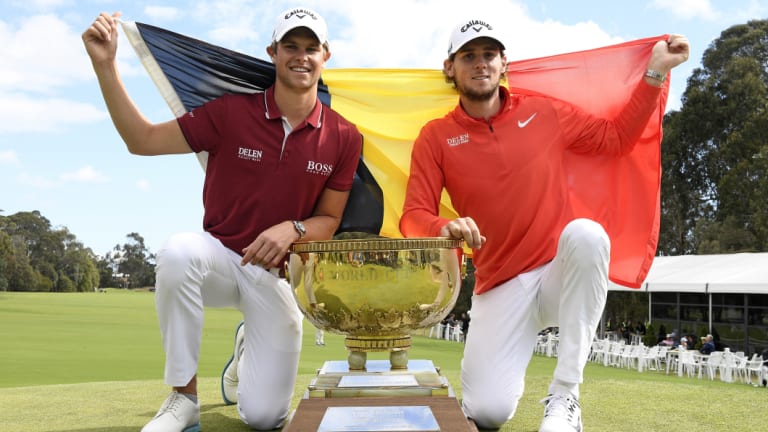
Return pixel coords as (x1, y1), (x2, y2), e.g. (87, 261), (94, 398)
(620, 344), (645, 369)
(678, 350), (701, 378)
(732, 354), (749, 383)
(656, 346), (670, 372)
(443, 324), (452, 341)
(703, 351), (723, 380)
(545, 333), (559, 358)
(589, 338), (608, 363)
(616, 344), (634, 368)
(428, 323), (443, 339)
(745, 353), (766, 385)
(535, 335), (547, 355)
(451, 323), (463, 342)
(605, 341), (625, 367)
(639, 345), (660, 372)
(720, 351), (738, 383)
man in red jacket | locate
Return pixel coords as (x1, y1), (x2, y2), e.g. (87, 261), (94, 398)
(400, 18), (689, 432)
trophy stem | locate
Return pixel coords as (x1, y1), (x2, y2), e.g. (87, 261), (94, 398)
(344, 335), (412, 370)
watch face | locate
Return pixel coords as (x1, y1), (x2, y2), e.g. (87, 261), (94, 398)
(294, 220), (306, 237)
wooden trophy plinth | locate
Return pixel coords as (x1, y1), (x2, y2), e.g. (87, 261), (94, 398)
(283, 359), (477, 432)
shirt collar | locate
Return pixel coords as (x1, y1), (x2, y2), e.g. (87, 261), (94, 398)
(263, 85), (324, 128)
(454, 86), (511, 124)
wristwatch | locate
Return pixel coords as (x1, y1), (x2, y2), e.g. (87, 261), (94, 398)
(644, 69), (666, 83)
(292, 220), (306, 240)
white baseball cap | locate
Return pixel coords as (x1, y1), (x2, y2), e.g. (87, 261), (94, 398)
(272, 7), (328, 45)
(447, 18), (505, 55)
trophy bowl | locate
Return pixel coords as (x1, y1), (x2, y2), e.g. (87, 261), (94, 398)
(286, 236), (463, 369)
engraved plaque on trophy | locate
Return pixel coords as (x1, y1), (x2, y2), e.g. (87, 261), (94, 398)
(318, 406), (439, 432)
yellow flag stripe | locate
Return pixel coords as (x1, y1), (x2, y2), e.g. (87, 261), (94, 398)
(322, 69), (460, 239)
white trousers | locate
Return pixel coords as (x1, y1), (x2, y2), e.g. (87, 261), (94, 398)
(460, 219), (609, 429)
(154, 232), (303, 430)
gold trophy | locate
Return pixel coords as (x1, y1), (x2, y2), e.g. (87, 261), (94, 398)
(283, 236), (475, 432)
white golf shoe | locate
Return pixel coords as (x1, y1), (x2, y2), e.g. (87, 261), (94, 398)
(221, 320), (245, 405)
(539, 393), (582, 432)
(141, 391), (200, 432)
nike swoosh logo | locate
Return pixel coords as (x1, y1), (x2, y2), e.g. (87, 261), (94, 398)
(518, 113), (537, 128)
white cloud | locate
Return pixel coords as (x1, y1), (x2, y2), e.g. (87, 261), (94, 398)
(187, 0), (265, 50)
(60, 166), (108, 182)
(313, 0), (622, 68)
(0, 13), (143, 135)
(651, 0), (718, 21)
(11, 165), (108, 190)
(0, 150), (19, 164)
(0, 14), (93, 94)
(0, 93), (107, 134)
(103, 0), (625, 69)
(17, 172), (58, 189)
(144, 6), (183, 22)
(6, 0), (68, 12)
(136, 179), (151, 190)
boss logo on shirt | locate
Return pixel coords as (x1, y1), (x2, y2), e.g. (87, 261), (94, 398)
(446, 133), (469, 147)
(238, 147), (263, 162)
(306, 160), (333, 176)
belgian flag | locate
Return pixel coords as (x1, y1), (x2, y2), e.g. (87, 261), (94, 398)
(121, 21), (669, 289)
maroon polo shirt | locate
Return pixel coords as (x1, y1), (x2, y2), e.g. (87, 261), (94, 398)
(178, 85), (361, 255)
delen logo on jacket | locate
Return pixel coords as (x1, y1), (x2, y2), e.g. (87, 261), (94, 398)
(446, 133), (469, 147)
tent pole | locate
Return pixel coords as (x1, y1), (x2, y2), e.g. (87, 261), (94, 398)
(647, 285), (651, 325)
(599, 313), (604, 338)
(707, 283), (712, 333)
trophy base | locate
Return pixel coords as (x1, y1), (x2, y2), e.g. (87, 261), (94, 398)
(308, 359), (449, 398)
(283, 359), (477, 432)
(283, 396), (478, 432)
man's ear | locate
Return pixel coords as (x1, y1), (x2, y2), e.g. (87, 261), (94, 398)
(266, 45), (276, 61)
(443, 59), (454, 78)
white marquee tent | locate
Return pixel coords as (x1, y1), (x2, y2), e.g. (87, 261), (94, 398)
(610, 252), (768, 293)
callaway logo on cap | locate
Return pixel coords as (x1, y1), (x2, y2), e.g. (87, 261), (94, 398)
(272, 7), (329, 45)
(447, 19), (505, 55)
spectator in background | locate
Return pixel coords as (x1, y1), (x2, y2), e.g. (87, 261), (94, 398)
(660, 334), (675, 347)
(620, 322), (630, 344)
(461, 311), (470, 341)
(635, 321), (646, 336)
(700, 334), (716, 354)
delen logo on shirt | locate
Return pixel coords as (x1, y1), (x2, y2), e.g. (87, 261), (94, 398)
(238, 147), (263, 162)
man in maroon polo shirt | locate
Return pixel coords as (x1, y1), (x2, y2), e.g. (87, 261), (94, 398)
(82, 7), (361, 432)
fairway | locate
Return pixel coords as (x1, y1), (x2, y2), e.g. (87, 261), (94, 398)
(1, 291), (763, 431)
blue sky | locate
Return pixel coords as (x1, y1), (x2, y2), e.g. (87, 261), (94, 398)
(1, 0), (765, 257)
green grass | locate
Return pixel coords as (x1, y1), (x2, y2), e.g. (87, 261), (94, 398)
(0, 291), (764, 431)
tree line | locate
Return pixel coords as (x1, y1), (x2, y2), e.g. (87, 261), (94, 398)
(2, 20), (767, 295)
(0, 210), (155, 292)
